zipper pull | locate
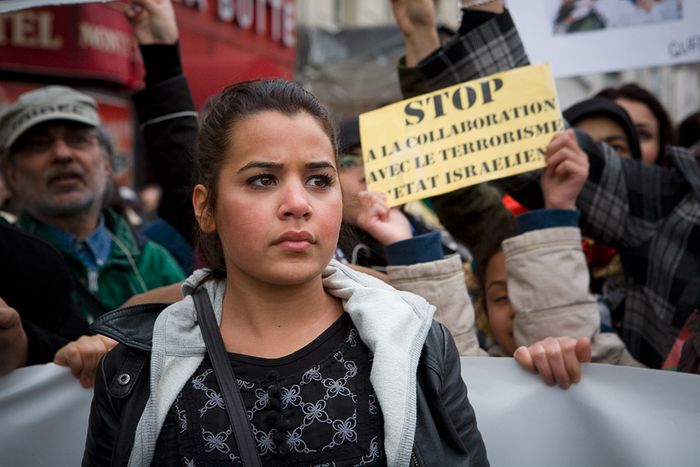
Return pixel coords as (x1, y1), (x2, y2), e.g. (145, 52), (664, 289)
(88, 270), (99, 293)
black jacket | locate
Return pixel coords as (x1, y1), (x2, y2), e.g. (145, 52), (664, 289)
(0, 221), (89, 365)
(83, 304), (488, 466)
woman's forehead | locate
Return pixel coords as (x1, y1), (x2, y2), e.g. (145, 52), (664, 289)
(225, 111), (335, 162)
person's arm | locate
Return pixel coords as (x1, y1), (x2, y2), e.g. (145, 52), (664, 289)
(353, 191), (485, 356)
(391, 0), (515, 264)
(126, 0), (199, 244)
(394, 0), (527, 98)
(509, 131), (643, 385)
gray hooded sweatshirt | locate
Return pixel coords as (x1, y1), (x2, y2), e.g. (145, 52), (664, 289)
(128, 259), (436, 467)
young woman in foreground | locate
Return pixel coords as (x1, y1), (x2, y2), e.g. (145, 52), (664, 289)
(82, 80), (488, 466)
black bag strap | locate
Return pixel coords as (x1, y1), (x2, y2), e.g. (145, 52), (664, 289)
(193, 287), (262, 467)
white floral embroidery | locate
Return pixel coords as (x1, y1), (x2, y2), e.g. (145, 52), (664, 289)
(255, 428), (277, 455)
(302, 366), (322, 384)
(281, 384), (302, 408)
(358, 436), (381, 465)
(201, 427), (231, 454)
(198, 388), (225, 418)
(171, 324), (383, 464)
(329, 414), (358, 446)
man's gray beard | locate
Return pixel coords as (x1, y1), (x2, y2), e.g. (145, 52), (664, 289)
(28, 182), (107, 220)
(33, 195), (99, 218)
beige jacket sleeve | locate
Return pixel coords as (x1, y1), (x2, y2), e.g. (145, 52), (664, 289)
(386, 255), (486, 357)
(503, 226), (643, 367)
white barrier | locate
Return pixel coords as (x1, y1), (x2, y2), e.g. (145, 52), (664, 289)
(1, 359), (699, 466)
(461, 357), (700, 467)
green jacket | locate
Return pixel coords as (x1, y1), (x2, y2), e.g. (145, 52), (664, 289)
(18, 209), (185, 319)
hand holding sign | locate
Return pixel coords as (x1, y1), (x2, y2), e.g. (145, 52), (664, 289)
(541, 129), (590, 210)
(353, 191), (413, 246)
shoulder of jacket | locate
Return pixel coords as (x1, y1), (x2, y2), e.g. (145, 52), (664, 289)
(421, 320), (449, 368)
(101, 342), (151, 400)
(91, 302), (169, 351)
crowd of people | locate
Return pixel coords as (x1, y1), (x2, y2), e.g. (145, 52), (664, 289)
(0, 0), (698, 465)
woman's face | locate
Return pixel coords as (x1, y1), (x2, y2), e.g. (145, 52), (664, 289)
(484, 250), (517, 356)
(337, 146), (366, 224)
(574, 117), (633, 158)
(615, 98), (660, 165)
(194, 110), (343, 287)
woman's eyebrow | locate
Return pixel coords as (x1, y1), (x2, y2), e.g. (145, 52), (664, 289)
(486, 280), (507, 291)
(306, 161), (336, 170)
(237, 161), (283, 173)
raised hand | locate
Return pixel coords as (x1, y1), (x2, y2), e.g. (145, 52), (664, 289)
(124, 0), (179, 45)
(541, 129), (589, 210)
(390, 0), (439, 66)
(354, 191), (413, 246)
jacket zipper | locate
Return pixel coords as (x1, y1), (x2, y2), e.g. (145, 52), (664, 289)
(411, 450), (421, 467)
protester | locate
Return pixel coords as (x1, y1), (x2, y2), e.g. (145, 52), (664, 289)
(560, 97), (640, 327)
(335, 114), (467, 269)
(596, 83), (677, 165)
(476, 130), (641, 368)
(83, 78), (490, 467)
(563, 97), (642, 160)
(0, 86), (185, 319)
(394, 0), (700, 369)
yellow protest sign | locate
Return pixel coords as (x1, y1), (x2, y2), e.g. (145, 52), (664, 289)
(359, 63), (563, 206)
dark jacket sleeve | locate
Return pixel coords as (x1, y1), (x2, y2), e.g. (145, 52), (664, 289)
(82, 351), (121, 466)
(22, 321), (70, 365)
(415, 322), (489, 466)
(82, 344), (150, 467)
(132, 75), (198, 244)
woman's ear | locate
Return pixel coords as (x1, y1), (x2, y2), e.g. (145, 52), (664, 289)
(193, 184), (216, 233)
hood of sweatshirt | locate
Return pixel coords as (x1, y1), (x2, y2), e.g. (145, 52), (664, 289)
(128, 260), (435, 467)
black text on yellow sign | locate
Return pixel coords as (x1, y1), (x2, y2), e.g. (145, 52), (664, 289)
(358, 63), (564, 206)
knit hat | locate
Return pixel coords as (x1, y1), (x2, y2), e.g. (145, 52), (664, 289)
(563, 97), (642, 159)
(0, 86), (101, 154)
(338, 115), (361, 153)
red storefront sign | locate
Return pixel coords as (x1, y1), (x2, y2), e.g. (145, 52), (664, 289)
(0, 4), (143, 88)
(173, 0), (297, 108)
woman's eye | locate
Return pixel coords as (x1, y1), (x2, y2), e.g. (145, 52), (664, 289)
(248, 175), (277, 187)
(637, 131), (652, 141)
(612, 144), (629, 156)
(307, 174), (333, 188)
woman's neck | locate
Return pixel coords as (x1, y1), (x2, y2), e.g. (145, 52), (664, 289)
(218, 272), (343, 358)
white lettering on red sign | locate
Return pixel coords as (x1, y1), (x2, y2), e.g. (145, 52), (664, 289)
(0, 11), (63, 49)
(181, 0), (295, 48)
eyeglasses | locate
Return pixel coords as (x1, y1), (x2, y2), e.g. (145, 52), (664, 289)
(338, 153), (363, 170)
(17, 130), (98, 155)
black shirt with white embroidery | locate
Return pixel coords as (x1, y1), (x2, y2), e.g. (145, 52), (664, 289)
(152, 313), (385, 466)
